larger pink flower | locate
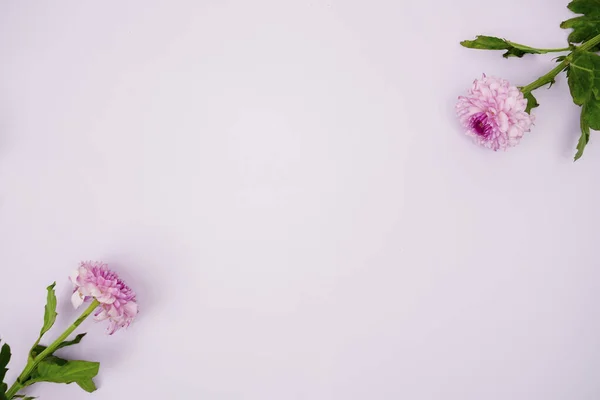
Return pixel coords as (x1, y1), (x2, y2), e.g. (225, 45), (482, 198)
(456, 75), (534, 151)
(70, 261), (138, 335)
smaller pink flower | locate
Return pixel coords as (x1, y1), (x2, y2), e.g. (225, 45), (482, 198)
(456, 74), (534, 151)
(70, 261), (138, 335)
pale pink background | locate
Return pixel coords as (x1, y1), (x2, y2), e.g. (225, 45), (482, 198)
(0, 0), (599, 399)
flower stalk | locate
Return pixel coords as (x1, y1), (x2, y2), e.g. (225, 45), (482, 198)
(5, 300), (99, 399)
(0, 262), (137, 399)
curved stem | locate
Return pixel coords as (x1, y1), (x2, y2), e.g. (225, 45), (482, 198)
(5, 300), (99, 399)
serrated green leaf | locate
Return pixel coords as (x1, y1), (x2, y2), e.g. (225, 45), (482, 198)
(0, 343), (10, 400)
(461, 35), (552, 58)
(0, 341), (11, 397)
(26, 356), (99, 394)
(568, 52), (596, 106)
(40, 282), (58, 338)
(561, 0), (600, 51)
(0, 343), (10, 381)
(568, 50), (600, 160)
(523, 92), (539, 114)
(461, 35), (508, 50)
(585, 97), (600, 127)
(569, 52), (600, 120)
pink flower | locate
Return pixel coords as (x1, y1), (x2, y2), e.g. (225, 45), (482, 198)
(70, 261), (138, 335)
(456, 75), (534, 151)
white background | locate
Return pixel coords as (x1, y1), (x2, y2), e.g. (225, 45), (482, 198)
(0, 1), (599, 399)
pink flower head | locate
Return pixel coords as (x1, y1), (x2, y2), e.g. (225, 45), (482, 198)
(70, 261), (138, 335)
(456, 75), (534, 151)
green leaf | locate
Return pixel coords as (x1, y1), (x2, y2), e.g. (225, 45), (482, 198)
(0, 342), (10, 383)
(30, 333), (87, 360)
(461, 35), (548, 58)
(461, 35), (511, 49)
(561, 0), (600, 49)
(14, 396), (36, 400)
(55, 333), (87, 351)
(26, 356), (99, 393)
(568, 54), (594, 106)
(576, 105), (591, 160)
(567, 50), (600, 159)
(40, 282), (58, 338)
(523, 92), (539, 114)
(568, 51), (600, 123)
(39, 359), (99, 382)
(76, 378), (97, 393)
(29, 345), (44, 361)
(555, 55), (572, 77)
(29, 283), (60, 361)
(0, 341), (11, 397)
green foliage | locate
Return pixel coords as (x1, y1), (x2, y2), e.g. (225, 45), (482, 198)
(523, 92), (540, 114)
(20, 283), (98, 395)
(54, 333), (87, 352)
(25, 330), (98, 395)
(25, 355), (99, 393)
(28, 283), (59, 362)
(30, 333), (87, 360)
(460, 35), (553, 58)
(0, 341), (10, 400)
(75, 378), (97, 393)
(39, 283), (57, 339)
(567, 50), (600, 160)
(561, 0), (600, 50)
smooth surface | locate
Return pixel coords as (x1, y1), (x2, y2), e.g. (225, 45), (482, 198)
(1, 1), (599, 399)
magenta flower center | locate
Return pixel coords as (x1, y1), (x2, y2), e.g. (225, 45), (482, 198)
(470, 113), (493, 138)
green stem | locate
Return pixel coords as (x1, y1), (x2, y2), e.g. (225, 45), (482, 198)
(520, 60), (569, 94)
(577, 32), (600, 52)
(521, 33), (600, 95)
(506, 41), (570, 54)
(533, 47), (571, 53)
(5, 300), (99, 399)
